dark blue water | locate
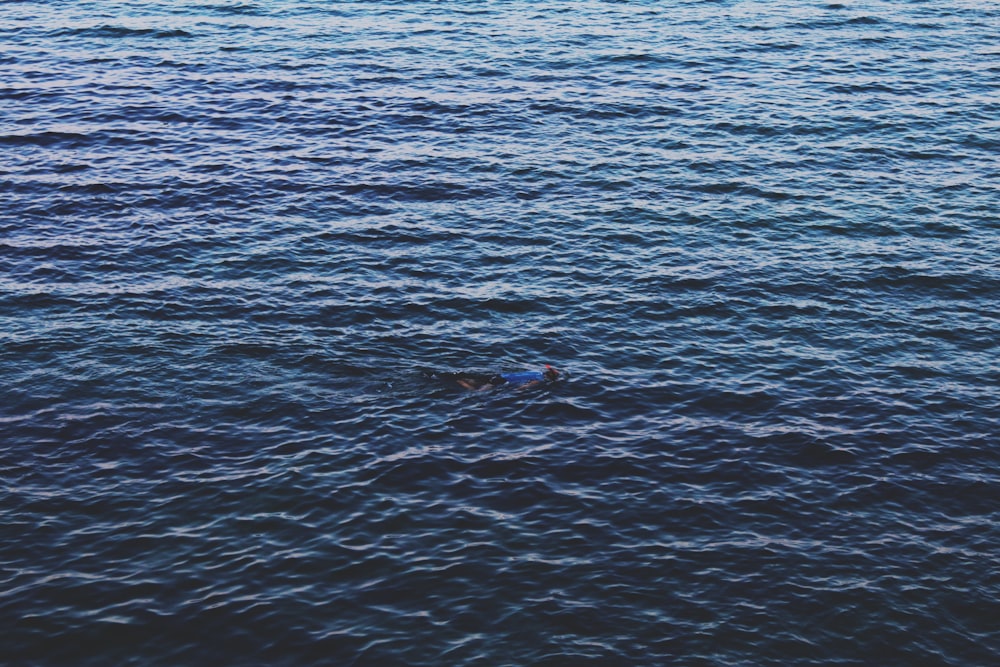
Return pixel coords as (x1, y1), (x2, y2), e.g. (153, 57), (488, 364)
(2, 1), (998, 665)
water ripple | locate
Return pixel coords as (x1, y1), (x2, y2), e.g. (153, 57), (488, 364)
(2, 0), (998, 665)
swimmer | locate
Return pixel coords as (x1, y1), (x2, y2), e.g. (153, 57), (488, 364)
(435, 365), (561, 391)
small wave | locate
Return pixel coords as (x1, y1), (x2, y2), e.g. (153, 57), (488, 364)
(54, 25), (195, 40)
(197, 2), (267, 16)
(0, 130), (92, 148)
(846, 16), (883, 26)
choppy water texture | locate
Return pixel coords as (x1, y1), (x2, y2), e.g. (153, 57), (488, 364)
(2, 1), (999, 665)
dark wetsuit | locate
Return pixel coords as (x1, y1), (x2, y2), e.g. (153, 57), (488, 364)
(428, 369), (551, 389)
(498, 370), (546, 386)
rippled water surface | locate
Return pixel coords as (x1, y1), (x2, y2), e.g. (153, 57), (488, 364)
(2, 1), (998, 665)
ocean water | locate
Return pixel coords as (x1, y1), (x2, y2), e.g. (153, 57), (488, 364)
(2, 1), (998, 665)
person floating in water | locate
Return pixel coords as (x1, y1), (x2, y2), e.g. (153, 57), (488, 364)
(429, 365), (561, 391)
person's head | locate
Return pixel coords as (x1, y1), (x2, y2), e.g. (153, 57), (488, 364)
(543, 365), (560, 382)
